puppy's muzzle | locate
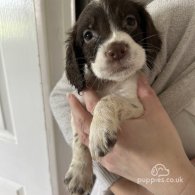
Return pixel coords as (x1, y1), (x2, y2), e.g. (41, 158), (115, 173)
(105, 41), (129, 61)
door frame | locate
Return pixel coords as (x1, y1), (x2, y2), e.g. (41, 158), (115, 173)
(34, 0), (59, 194)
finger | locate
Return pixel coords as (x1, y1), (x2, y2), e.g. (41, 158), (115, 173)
(68, 93), (86, 117)
(68, 94), (92, 134)
(76, 130), (89, 147)
(99, 153), (116, 174)
(137, 75), (163, 114)
(73, 113), (91, 135)
(82, 134), (89, 146)
(83, 89), (100, 113)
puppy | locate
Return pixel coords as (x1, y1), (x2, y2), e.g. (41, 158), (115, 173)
(64, 0), (161, 194)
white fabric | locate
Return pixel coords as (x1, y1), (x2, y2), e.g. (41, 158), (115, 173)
(146, 0), (195, 117)
(91, 179), (113, 195)
(172, 99), (195, 159)
(145, 0), (195, 158)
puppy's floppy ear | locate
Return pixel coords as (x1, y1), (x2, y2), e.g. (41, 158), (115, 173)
(65, 28), (86, 93)
(139, 6), (162, 69)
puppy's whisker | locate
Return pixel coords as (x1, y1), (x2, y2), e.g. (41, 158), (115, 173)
(132, 32), (146, 39)
(146, 54), (157, 60)
(138, 34), (160, 43)
(143, 44), (161, 51)
(145, 49), (159, 54)
(146, 57), (157, 69)
(143, 43), (161, 48)
(133, 32), (165, 41)
(97, 78), (101, 91)
(146, 61), (156, 70)
(91, 77), (98, 89)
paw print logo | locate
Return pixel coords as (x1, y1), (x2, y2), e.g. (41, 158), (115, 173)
(151, 164), (170, 177)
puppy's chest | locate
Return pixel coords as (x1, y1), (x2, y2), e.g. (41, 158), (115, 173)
(90, 75), (138, 99)
(74, 75), (138, 104)
(97, 80), (137, 98)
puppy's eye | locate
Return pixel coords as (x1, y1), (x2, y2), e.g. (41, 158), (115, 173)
(124, 15), (137, 30)
(83, 30), (94, 42)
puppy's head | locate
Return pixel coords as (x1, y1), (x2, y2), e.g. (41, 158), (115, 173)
(66, 0), (161, 92)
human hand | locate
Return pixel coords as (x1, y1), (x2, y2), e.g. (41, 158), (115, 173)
(97, 76), (195, 195)
(68, 75), (195, 195)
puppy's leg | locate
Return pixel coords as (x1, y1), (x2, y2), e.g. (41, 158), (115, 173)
(89, 95), (144, 159)
(65, 120), (93, 195)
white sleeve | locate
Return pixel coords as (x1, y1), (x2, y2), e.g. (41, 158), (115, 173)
(50, 73), (74, 146)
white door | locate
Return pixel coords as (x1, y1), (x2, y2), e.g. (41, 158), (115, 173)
(0, 0), (58, 195)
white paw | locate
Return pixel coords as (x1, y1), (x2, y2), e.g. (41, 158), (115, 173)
(129, 101), (144, 118)
(64, 163), (93, 195)
(89, 117), (118, 160)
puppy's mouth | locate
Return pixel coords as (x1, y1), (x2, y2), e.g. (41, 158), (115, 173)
(116, 66), (129, 72)
(106, 57), (135, 73)
(110, 64), (131, 75)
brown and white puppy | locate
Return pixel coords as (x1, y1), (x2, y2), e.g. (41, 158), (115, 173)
(65, 0), (161, 194)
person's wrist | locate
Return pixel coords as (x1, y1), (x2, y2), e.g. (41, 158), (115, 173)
(110, 178), (138, 195)
(110, 178), (153, 195)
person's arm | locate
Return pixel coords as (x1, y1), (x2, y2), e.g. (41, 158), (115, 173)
(111, 178), (139, 195)
(110, 178), (153, 195)
(109, 159), (195, 195)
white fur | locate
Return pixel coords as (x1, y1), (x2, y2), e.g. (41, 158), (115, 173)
(91, 30), (146, 81)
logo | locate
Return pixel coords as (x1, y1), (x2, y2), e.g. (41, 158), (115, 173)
(137, 163), (183, 185)
(151, 164), (170, 177)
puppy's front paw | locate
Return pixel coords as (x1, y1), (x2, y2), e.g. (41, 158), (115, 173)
(64, 163), (93, 195)
(89, 119), (118, 160)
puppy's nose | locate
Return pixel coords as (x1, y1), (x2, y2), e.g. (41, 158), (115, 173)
(106, 42), (128, 61)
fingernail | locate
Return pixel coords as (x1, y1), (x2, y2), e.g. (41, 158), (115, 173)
(82, 89), (89, 96)
(139, 75), (148, 86)
(138, 75), (149, 96)
(80, 91), (84, 96)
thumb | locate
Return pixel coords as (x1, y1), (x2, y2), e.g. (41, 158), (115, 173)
(67, 93), (92, 134)
(83, 90), (100, 114)
(67, 94), (87, 118)
(137, 75), (162, 114)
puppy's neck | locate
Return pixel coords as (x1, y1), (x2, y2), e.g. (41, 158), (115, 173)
(84, 66), (139, 99)
(84, 68), (112, 90)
